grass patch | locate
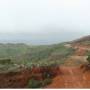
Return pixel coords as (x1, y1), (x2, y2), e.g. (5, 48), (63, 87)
(27, 78), (52, 88)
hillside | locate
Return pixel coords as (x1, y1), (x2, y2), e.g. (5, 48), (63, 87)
(0, 35), (89, 88)
(45, 35), (90, 88)
(0, 43), (75, 73)
(0, 43), (30, 58)
(71, 35), (90, 46)
(0, 35), (89, 72)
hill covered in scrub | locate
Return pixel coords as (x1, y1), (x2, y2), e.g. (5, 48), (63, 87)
(0, 42), (75, 88)
(0, 43), (30, 58)
(0, 35), (90, 72)
(0, 43), (75, 72)
(71, 35), (90, 46)
(0, 35), (90, 88)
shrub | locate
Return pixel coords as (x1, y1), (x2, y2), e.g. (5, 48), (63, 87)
(27, 78), (52, 88)
(0, 58), (13, 64)
(87, 55), (90, 63)
(27, 78), (42, 88)
(42, 78), (52, 87)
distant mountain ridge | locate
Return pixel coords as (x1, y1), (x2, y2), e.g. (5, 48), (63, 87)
(71, 35), (90, 44)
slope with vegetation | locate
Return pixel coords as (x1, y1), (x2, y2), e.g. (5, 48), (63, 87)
(0, 35), (90, 88)
(0, 43), (75, 72)
(0, 42), (75, 88)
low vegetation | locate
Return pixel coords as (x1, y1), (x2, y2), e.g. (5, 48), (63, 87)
(87, 55), (90, 63)
(0, 43), (75, 72)
(27, 78), (52, 88)
(0, 36), (89, 88)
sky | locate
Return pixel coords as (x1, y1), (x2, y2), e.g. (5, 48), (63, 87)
(0, 0), (90, 44)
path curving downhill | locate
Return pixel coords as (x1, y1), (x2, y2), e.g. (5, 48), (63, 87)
(45, 44), (90, 88)
(45, 66), (90, 88)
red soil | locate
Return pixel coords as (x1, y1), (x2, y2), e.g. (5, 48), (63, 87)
(75, 48), (87, 56)
(0, 66), (60, 88)
(45, 66), (90, 88)
(45, 45), (90, 88)
(0, 68), (31, 88)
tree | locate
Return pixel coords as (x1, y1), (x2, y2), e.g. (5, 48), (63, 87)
(87, 55), (90, 63)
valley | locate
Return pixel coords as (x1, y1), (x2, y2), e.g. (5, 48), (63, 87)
(0, 35), (89, 88)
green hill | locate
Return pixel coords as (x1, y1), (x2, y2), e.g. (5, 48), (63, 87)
(0, 43), (75, 72)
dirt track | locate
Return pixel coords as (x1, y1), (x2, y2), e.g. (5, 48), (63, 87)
(45, 44), (90, 88)
(45, 66), (90, 88)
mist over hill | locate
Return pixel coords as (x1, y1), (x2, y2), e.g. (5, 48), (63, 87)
(0, 31), (86, 45)
(71, 35), (90, 43)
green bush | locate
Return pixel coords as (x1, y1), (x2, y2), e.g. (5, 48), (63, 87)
(87, 55), (90, 63)
(27, 78), (42, 88)
(42, 78), (52, 87)
(27, 78), (52, 88)
(0, 59), (13, 64)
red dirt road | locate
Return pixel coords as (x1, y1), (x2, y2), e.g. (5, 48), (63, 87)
(45, 44), (90, 88)
(45, 66), (90, 88)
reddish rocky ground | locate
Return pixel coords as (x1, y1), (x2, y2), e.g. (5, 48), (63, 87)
(45, 44), (90, 88)
(45, 66), (90, 88)
(0, 66), (60, 88)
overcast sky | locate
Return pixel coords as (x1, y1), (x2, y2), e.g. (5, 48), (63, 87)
(0, 0), (90, 44)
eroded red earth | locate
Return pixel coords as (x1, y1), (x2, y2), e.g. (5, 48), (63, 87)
(45, 44), (90, 88)
(2, 65), (90, 88)
(45, 66), (90, 88)
(0, 66), (60, 88)
(0, 44), (90, 88)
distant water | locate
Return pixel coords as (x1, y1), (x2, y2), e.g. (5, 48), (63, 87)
(0, 32), (87, 45)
